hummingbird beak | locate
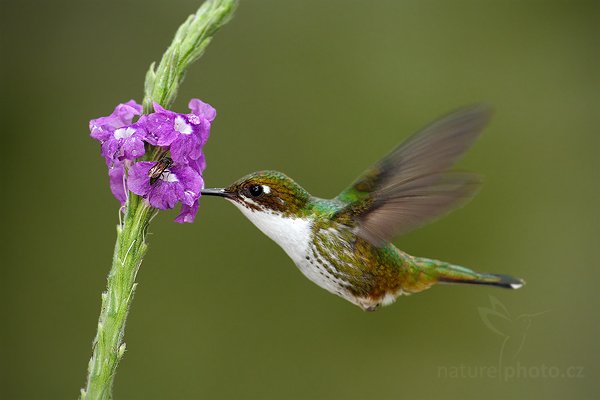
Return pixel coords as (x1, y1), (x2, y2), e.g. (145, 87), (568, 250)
(200, 188), (230, 198)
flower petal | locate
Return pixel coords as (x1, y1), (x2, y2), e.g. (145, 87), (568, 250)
(115, 100), (143, 124)
(197, 118), (212, 146)
(121, 136), (146, 160)
(128, 162), (154, 196)
(101, 140), (120, 165)
(145, 112), (178, 146)
(90, 124), (112, 141)
(170, 134), (202, 164)
(147, 181), (183, 210)
(89, 100), (142, 138)
(189, 153), (207, 174)
(152, 102), (170, 115)
(108, 164), (127, 205)
(175, 200), (199, 223)
(188, 98), (216, 122)
(170, 165), (203, 194)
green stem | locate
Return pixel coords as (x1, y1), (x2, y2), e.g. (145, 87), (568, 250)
(81, 195), (154, 400)
(81, 1), (237, 398)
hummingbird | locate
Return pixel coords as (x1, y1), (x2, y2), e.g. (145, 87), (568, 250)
(202, 105), (524, 311)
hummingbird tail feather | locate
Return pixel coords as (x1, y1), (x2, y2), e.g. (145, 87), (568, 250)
(415, 258), (525, 289)
(439, 272), (525, 289)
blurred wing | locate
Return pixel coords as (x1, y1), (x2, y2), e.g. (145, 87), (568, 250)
(335, 105), (492, 246)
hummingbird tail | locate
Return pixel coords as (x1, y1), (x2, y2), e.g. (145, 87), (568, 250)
(416, 258), (525, 289)
(439, 272), (525, 289)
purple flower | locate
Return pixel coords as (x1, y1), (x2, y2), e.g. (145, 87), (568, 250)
(108, 163), (127, 205)
(90, 98), (215, 220)
(189, 153), (207, 174)
(144, 99), (215, 164)
(188, 98), (217, 123)
(128, 161), (204, 222)
(89, 100), (142, 135)
(90, 100), (146, 164)
(175, 201), (200, 224)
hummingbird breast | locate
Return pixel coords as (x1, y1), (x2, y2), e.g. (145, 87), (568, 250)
(230, 200), (409, 310)
(306, 223), (408, 310)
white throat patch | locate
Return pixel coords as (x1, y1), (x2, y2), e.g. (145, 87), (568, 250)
(229, 200), (311, 264)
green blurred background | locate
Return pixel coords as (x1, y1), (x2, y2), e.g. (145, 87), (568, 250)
(2, 0), (598, 399)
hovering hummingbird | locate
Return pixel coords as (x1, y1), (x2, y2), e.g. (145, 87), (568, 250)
(202, 105), (524, 311)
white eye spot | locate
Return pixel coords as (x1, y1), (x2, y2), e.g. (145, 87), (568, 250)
(262, 185), (271, 194)
(113, 126), (136, 139)
(174, 115), (192, 134)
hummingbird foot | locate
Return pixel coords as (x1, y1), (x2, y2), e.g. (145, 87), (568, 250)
(359, 302), (380, 312)
(356, 288), (410, 311)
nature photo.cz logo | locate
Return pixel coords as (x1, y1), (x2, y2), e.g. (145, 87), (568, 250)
(437, 296), (585, 381)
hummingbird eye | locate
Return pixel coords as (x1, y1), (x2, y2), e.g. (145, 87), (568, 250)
(248, 184), (264, 198)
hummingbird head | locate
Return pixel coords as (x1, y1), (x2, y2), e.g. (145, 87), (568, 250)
(201, 170), (311, 218)
(202, 171), (314, 253)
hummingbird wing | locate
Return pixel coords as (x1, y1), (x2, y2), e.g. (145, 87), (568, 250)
(334, 105), (492, 247)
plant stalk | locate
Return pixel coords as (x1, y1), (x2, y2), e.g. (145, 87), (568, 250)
(81, 1), (237, 398)
(81, 195), (154, 400)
